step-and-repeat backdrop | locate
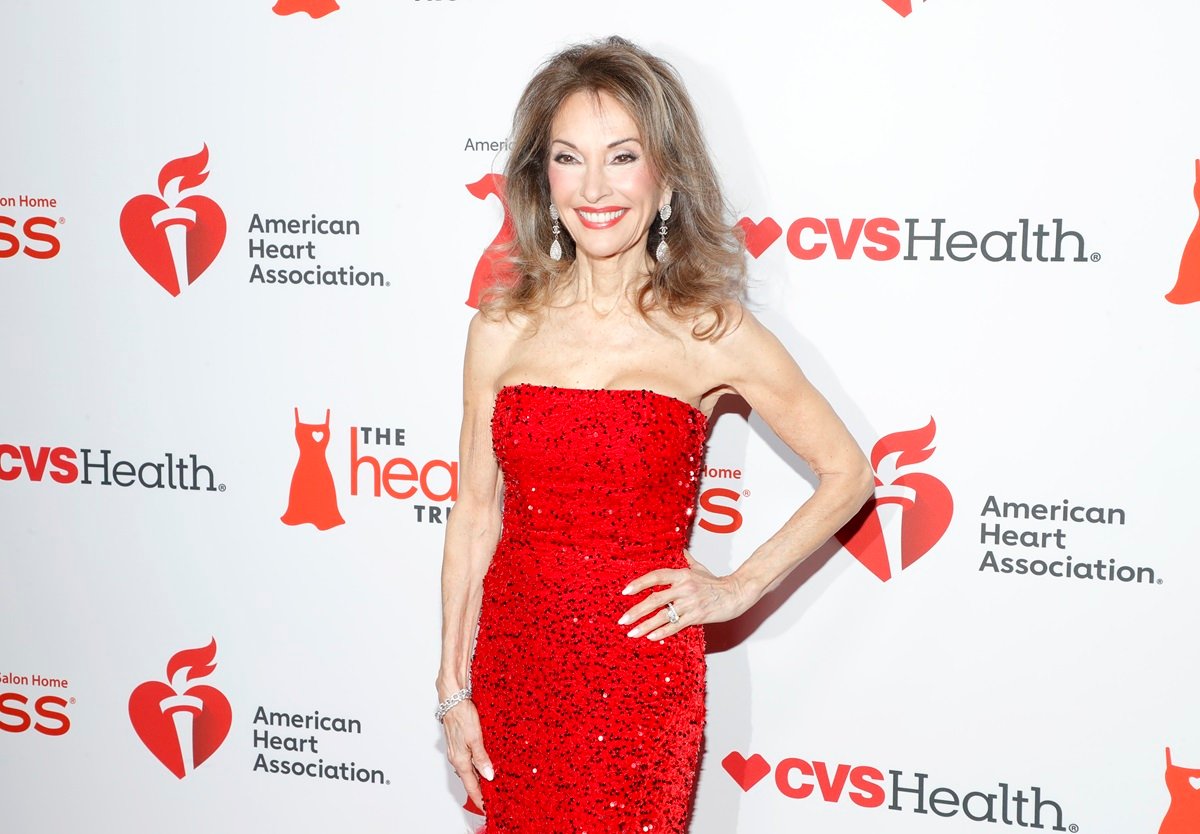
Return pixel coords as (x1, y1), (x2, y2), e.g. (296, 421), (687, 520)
(4, 1), (1198, 832)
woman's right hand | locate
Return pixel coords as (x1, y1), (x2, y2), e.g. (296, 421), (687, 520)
(442, 699), (494, 811)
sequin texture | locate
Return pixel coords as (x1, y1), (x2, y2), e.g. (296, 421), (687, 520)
(471, 384), (708, 833)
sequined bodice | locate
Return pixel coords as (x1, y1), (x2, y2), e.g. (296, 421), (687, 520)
(474, 383), (710, 833)
(491, 383), (708, 557)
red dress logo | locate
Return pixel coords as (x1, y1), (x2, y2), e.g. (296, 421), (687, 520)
(281, 408), (345, 530)
(1160, 747), (1200, 834)
(465, 174), (517, 308)
(1166, 160), (1200, 305)
(881, 0), (926, 16)
(837, 419), (953, 581)
(128, 639), (232, 779)
(120, 145), (226, 297)
(272, 0), (340, 17)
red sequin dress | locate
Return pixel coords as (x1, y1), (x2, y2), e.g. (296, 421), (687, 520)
(471, 383), (708, 834)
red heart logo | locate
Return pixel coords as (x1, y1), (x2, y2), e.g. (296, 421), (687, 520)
(721, 751), (771, 792)
(838, 474), (953, 581)
(736, 217), (782, 259)
(120, 194), (226, 296)
(128, 681), (232, 778)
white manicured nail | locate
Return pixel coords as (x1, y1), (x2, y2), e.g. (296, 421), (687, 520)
(482, 764), (495, 781)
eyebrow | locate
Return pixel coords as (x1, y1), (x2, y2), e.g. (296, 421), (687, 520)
(551, 137), (643, 150)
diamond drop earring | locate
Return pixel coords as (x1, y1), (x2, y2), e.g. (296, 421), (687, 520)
(655, 203), (672, 261)
(549, 204), (563, 261)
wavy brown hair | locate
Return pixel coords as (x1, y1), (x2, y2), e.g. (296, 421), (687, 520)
(482, 36), (746, 340)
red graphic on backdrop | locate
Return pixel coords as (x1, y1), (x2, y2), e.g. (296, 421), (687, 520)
(272, 0), (340, 17)
(128, 639), (231, 779)
(466, 174), (517, 308)
(120, 145), (226, 297)
(881, 0), (926, 16)
(1166, 160), (1200, 305)
(722, 751), (772, 792)
(736, 217), (783, 259)
(282, 408), (345, 530)
(1160, 747), (1200, 834)
(837, 419), (953, 581)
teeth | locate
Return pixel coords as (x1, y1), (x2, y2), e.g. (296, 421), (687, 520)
(579, 209), (625, 223)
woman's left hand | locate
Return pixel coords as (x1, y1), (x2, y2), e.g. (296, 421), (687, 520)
(617, 551), (755, 641)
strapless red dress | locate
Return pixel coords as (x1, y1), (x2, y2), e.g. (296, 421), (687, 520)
(471, 383), (708, 833)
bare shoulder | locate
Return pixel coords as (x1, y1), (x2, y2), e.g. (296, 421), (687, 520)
(686, 301), (771, 374)
(464, 309), (527, 383)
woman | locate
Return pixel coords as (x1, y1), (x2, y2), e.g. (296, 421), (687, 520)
(437, 37), (873, 833)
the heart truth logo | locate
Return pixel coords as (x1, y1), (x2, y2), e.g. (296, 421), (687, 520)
(837, 419), (953, 581)
(120, 145), (226, 297)
(881, 0), (927, 16)
(128, 639), (232, 779)
(272, 0), (340, 18)
(281, 408), (345, 530)
(280, 409), (458, 530)
(1160, 747), (1200, 834)
(1165, 160), (1200, 305)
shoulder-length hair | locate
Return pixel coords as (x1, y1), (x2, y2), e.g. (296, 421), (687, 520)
(482, 36), (746, 340)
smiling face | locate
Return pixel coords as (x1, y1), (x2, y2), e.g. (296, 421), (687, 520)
(547, 90), (671, 264)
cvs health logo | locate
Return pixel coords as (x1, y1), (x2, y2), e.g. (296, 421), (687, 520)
(722, 749), (1073, 830)
(1166, 160), (1200, 305)
(129, 639), (232, 779)
(120, 145), (226, 297)
(272, 0), (340, 17)
(837, 419), (953, 581)
(736, 214), (1093, 265)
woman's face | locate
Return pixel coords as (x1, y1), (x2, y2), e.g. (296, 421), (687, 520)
(547, 90), (670, 263)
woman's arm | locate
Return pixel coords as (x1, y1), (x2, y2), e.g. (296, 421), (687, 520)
(621, 305), (874, 638)
(437, 312), (507, 806)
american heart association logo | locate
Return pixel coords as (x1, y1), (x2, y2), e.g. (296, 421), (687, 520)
(120, 144), (226, 297)
(128, 638), (232, 779)
(837, 418), (953, 582)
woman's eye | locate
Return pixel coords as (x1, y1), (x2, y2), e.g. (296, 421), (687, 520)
(612, 152), (638, 164)
(552, 152), (578, 164)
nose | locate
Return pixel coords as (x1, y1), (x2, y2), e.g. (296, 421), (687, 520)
(580, 162), (611, 204)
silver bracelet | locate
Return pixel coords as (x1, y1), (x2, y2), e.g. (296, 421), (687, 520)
(435, 687), (472, 722)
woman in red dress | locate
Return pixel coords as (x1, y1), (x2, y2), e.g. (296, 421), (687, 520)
(436, 37), (873, 833)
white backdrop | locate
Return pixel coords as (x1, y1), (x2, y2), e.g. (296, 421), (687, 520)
(3, 1), (1199, 832)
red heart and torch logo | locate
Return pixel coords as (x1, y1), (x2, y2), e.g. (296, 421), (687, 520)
(837, 418), (953, 582)
(128, 638), (232, 779)
(120, 144), (226, 297)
